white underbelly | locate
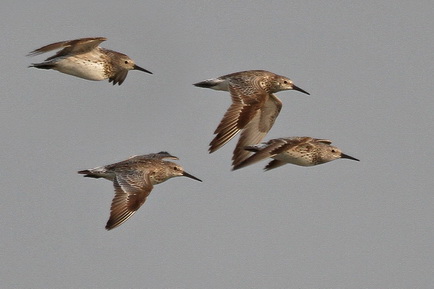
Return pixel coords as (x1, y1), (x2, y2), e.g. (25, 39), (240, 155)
(273, 153), (314, 166)
(54, 57), (107, 81)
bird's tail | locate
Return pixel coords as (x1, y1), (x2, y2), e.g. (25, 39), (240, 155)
(193, 80), (214, 88)
(244, 145), (260, 153)
(193, 78), (226, 89)
(77, 170), (102, 178)
(29, 63), (56, 69)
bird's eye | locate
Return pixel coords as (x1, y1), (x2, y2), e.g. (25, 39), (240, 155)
(173, 166), (179, 170)
(283, 80), (287, 84)
(331, 149), (336, 153)
(124, 60), (129, 64)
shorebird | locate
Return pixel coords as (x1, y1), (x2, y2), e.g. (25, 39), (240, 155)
(232, 137), (359, 171)
(194, 70), (309, 167)
(78, 152), (202, 230)
(28, 37), (152, 85)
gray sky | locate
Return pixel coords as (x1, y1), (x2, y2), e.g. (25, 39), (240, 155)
(2, 1), (433, 288)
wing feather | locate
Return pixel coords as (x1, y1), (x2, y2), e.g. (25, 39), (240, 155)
(28, 37), (107, 59)
(105, 171), (152, 230)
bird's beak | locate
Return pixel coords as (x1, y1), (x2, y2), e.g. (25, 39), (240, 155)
(292, 85), (310, 95)
(133, 64), (153, 74)
(182, 171), (202, 182)
(340, 153), (360, 162)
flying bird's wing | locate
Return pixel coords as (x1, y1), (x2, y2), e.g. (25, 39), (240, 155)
(127, 152), (179, 162)
(105, 170), (152, 230)
(264, 160), (288, 171)
(315, 139), (333, 145)
(209, 84), (264, 153)
(108, 69), (128, 86)
(232, 94), (282, 167)
(28, 37), (107, 59)
(233, 138), (288, 170)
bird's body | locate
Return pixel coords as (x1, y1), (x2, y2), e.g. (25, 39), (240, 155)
(78, 152), (201, 230)
(194, 70), (309, 167)
(28, 37), (152, 85)
(37, 49), (110, 81)
(232, 137), (359, 171)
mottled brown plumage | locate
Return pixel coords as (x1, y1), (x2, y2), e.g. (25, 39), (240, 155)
(78, 152), (201, 230)
(233, 137), (359, 171)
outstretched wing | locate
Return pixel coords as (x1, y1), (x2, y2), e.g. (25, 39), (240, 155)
(233, 138), (287, 170)
(129, 152), (179, 161)
(105, 170), (152, 230)
(233, 137), (311, 170)
(108, 69), (128, 86)
(28, 37), (107, 60)
(209, 84), (264, 153)
(232, 94), (282, 167)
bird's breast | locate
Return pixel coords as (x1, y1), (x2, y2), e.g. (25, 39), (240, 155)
(53, 56), (108, 80)
(273, 152), (315, 166)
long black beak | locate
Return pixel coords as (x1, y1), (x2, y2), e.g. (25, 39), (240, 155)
(292, 85), (310, 95)
(182, 171), (202, 182)
(133, 64), (153, 74)
(340, 153), (360, 162)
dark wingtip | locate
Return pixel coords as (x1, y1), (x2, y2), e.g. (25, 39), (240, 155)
(231, 164), (244, 171)
(231, 159), (249, 171)
(105, 221), (114, 231)
(208, 144), (218, 154)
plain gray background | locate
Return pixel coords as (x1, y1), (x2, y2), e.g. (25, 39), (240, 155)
(2, 1), (433, 288)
